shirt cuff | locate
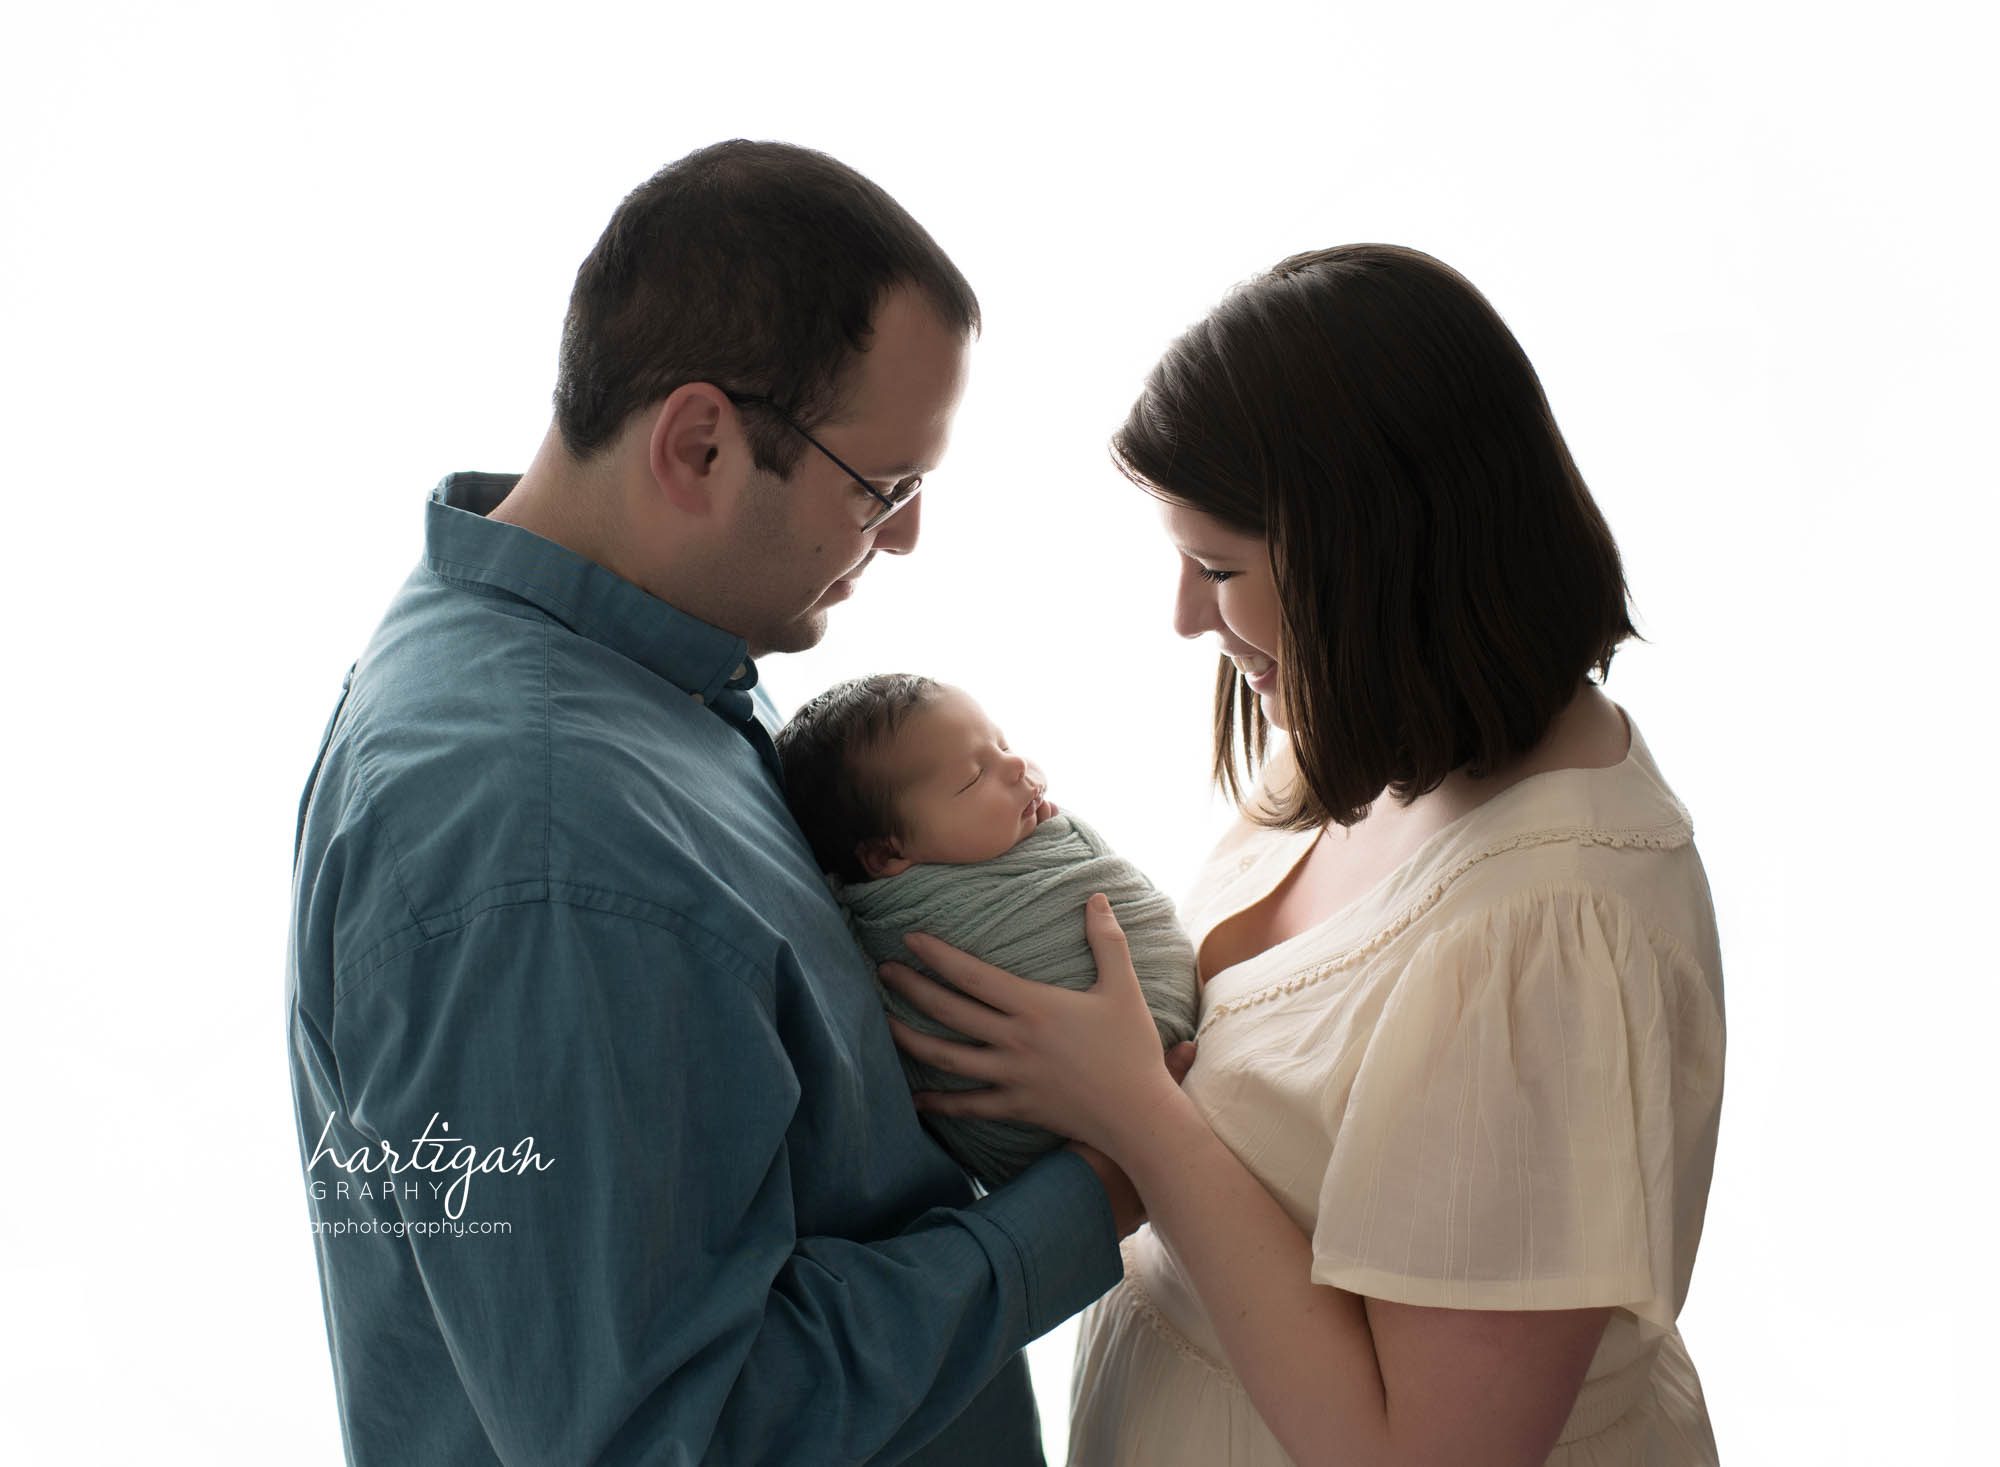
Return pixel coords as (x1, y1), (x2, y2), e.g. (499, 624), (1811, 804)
(969, 1147), (1123, 1338)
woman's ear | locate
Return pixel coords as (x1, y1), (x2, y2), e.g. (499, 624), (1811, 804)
(857, 836), (912, 880)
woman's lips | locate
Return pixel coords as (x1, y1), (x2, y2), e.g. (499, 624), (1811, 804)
(1231, 652), (1277, 692)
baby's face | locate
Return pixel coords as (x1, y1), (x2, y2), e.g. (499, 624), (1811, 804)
(857, 687), (1055, 878)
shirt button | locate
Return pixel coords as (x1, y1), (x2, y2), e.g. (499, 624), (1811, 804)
(689, 692), (706, 706)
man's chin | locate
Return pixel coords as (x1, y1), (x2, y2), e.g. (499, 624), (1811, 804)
(755, 610), (830, 657)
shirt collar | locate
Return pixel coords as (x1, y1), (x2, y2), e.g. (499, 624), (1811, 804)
(423, 471), (762, 708)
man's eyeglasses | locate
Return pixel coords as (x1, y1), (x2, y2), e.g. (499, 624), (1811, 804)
(724, 392), (923, 532)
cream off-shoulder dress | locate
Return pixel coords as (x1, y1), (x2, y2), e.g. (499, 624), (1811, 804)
(1069, 714), (1725, 1465)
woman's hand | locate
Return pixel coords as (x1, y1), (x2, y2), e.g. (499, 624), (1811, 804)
(880, 893), (1195, 1163)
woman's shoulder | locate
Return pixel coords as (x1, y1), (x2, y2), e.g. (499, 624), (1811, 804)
(1422, 712), (1702, 911)
(1402, 707), (1688, 886)
(1468, 705), (1689, 842)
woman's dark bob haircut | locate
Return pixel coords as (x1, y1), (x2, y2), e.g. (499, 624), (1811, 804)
(1114, 244), (1637, 830)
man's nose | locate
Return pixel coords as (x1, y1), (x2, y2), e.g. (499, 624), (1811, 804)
(872, 495), (922, 555)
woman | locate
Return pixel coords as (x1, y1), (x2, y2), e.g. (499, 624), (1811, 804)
(880, 245), (1725, 1465)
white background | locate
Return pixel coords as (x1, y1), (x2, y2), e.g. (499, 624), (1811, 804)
(4, 1), (1994, 1462)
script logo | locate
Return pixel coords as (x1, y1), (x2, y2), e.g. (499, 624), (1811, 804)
(306, 1112), (553, 1220)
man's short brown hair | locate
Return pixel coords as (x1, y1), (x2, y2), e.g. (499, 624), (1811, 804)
(553, 140), (979, 474)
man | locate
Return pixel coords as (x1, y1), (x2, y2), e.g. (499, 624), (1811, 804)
(288, 141), (1139, 1465)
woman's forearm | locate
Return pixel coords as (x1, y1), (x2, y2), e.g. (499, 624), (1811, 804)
(1113, 1087), (1394, 1467)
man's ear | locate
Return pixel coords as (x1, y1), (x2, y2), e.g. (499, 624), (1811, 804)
(857, 836), (912, 880)
(645, 383), (742, 515)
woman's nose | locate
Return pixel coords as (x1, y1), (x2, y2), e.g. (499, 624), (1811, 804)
(1172, 565), (1216, 639)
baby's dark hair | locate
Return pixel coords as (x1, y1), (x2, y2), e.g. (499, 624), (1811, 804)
(776, 673), (944, 882)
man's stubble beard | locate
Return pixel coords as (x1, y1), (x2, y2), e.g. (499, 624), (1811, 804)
(753, 606), (830, 658)
(730, 473), (844, 659)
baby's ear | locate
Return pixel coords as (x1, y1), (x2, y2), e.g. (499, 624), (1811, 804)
(856, 836), (913, 880)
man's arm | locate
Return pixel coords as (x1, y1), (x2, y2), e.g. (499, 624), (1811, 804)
(328, 894), (1120, 1466)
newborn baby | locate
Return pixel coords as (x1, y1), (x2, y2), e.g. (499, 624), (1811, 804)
(776, 674), (1199, 1189)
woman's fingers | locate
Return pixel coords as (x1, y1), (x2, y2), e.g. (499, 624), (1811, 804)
(1165, 1040), (1198, 1085)
(885, 1015), (1007, 1082)
(900, 930), (1029, 1009)
(1083, 892), (1141, 992)
(878, 960), (1009, 1041)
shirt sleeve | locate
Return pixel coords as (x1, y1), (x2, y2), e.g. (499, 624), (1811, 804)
(1308, 883), (1725, 1336)
(330, 892), (1118, 1465)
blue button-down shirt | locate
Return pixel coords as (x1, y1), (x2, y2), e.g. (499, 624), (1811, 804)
(288, 473), (1121, 1466)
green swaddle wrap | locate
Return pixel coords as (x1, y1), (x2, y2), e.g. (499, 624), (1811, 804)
(832, 810), (1198, 1189)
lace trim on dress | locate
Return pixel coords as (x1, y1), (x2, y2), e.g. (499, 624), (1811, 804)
(1195, 820), (1692, 1038)
(1117, 1243), (1245, 1390)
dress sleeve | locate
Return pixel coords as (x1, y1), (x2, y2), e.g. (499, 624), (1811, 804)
(1309, 883), (1723, 1335)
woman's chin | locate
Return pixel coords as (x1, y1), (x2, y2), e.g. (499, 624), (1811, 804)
(1256, 686), (1290, 732)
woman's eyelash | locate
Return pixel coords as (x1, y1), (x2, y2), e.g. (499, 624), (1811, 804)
(1197, 568), (1237, 583)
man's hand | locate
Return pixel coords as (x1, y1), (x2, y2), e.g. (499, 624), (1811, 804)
(1065, 1040), (1197, 1238)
